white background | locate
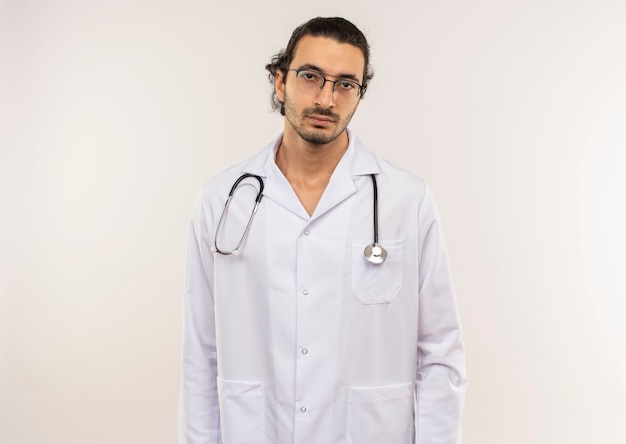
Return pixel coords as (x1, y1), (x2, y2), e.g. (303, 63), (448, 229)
(1, 1), (626, 443)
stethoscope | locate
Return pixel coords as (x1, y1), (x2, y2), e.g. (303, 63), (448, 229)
(211, 173), (388, 264)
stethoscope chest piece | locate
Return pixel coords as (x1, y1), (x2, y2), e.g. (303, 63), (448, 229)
(364, 243), (387, 264)
(363, 174), (387, 265)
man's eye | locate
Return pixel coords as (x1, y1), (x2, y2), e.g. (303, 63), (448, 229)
(299, 71), (318, 81)
(338, 81), (356, 90)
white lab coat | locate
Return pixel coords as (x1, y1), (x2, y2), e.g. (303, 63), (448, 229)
(177, 130), (467, 444)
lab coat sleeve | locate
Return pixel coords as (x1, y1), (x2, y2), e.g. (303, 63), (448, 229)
(177, 197), (220, 444)
(415, 184), (467, 444)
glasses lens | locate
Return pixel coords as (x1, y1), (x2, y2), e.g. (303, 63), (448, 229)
(295, 69), (323, 94)
(334, 79), (360, 102)
(295, 69), (360, 103)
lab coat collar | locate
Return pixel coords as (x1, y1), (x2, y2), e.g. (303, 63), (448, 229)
(241, 129), (380, 221)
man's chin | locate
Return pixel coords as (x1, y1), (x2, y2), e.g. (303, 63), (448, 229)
(298, 128), (344, 146)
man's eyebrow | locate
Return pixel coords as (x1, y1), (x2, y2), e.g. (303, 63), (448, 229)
(296, 64), (361, 82)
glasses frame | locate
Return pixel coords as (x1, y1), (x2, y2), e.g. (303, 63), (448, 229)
(288, 68), (364, 102)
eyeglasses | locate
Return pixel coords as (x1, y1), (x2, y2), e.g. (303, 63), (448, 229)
(288, 68), (363, 103)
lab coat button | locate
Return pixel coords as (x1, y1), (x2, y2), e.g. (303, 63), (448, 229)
(301, 348), (308, 355)
(302, 289), (309, 295)
(300, 406), (307, 412)
(304, 229), (310, 235)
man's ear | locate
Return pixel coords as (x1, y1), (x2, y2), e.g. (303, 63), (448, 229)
(275, 70), (286, 103)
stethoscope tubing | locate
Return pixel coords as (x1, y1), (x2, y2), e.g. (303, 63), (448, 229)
(371, 174), (379, 245)
(212, 173), (387, 263)
(212, 173), (264, 255)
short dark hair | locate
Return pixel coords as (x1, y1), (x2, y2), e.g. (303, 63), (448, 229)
(265, 17), (374, 115)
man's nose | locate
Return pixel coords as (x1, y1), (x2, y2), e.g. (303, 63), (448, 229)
(314, 80), (335, 108)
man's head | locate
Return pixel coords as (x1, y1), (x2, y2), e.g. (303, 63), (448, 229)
(266, 17), (374, 116)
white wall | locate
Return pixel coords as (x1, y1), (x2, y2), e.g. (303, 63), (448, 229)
(1, 1), (625, 443)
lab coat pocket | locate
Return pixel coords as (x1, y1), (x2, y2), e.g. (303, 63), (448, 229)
(216, 377), (265, 444)
(352, 240), (403, 304)
(347, 381), (415, 443)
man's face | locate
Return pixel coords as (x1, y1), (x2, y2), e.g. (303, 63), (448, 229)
(276, 35), (365, 146)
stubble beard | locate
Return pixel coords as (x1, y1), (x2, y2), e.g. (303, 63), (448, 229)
(283, 92), (355, 146)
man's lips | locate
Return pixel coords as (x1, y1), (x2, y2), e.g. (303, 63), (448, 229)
(307, 115), (335, 125)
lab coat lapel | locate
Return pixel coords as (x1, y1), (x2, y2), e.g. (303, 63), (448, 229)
(264, 165), (310, 220)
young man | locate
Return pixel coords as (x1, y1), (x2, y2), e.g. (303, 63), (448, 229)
(178, 17), (466, 444)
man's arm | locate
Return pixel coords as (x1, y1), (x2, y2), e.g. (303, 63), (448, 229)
(415, 184), (467, 444)
(177, 199), (220, 444)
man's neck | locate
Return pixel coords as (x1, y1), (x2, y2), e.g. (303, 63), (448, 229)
(275, 129), (349, 180)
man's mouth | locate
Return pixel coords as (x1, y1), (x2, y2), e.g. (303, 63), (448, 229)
(304, 107), (337, 120)
(309, 115), (333, 121)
